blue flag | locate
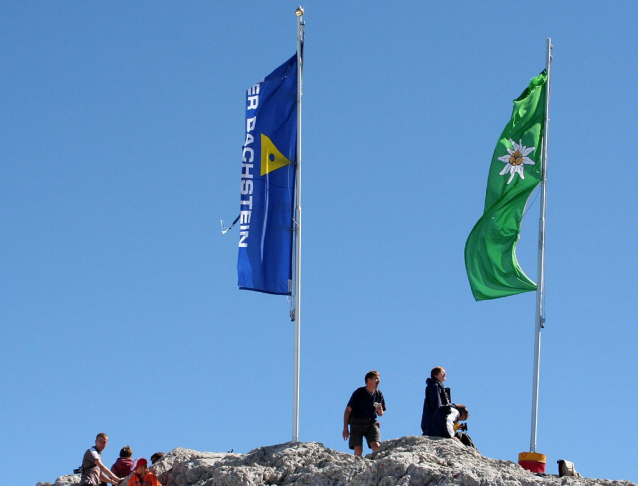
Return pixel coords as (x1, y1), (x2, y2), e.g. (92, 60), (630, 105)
(237, 54), (297, 295)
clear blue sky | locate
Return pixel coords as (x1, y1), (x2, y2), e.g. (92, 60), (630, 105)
(2, 2), (637, 485)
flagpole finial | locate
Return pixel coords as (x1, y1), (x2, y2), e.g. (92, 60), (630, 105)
(295, 6), (304, 17)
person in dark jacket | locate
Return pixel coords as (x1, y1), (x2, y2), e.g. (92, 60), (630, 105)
(426, 403), (469, 441)
(420, 366), (450, 434)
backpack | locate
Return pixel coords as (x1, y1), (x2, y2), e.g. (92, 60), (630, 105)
(458, 432), (476, 449)
(557, 460), (581, 477)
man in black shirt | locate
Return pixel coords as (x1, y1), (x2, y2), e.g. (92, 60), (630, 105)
(342, 370), (386, 456)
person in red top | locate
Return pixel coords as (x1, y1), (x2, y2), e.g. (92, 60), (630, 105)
(127, 458), (161, 486)
(111, 446), (134, 479)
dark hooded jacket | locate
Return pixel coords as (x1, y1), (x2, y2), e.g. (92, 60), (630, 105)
(420, 378), (449, 434)
(426, 403), (460, 438)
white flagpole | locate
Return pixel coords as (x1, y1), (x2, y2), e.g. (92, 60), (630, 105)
(530, 37), (552, 453)
(291, 5), (304, 443)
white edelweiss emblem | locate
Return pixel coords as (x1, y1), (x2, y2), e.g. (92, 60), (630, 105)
(497, 139), (536, 184)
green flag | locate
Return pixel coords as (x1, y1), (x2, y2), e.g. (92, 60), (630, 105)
(465, 71), (547, 301)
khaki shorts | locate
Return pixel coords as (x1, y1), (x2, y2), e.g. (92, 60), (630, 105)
(349, 418), (380, 450)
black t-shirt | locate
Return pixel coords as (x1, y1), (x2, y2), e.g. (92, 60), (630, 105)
(347, 387), (386, 420)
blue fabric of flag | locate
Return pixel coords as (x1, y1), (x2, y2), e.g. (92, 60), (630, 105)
(237, 54), (297, 295)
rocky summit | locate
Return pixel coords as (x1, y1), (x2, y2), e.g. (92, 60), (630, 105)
(38, 436), (636, 486)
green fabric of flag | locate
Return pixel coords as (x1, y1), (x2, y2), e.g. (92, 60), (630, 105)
(465, 71), (547, 301)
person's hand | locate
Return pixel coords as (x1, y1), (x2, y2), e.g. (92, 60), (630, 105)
(375, 404), (383, 415)
(342, 426), (350, 441)
(453, 437), (462, 443)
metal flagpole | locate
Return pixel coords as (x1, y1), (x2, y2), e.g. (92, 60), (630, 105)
(291, 5), (304, 443)
(530, 37), (552, 453)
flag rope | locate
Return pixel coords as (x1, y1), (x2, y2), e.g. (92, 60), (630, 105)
(220, 214), (240, 234)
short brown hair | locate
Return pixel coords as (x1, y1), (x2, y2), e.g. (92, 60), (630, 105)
(430, 366), (445, 380)
(96, 433), (108, 441)
(455, 404), (469, 419)
(150, 452), (165, 464)
(120, 446), (133, 458)
(365, 370), (380, 383)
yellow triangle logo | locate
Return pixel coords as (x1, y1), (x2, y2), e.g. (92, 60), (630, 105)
(261, 133), (293, 176)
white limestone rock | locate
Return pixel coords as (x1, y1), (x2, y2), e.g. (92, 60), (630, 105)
(42, 436), (636, 486)
(50, 474), (78, 486)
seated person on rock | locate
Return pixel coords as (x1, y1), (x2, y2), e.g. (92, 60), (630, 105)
(79, 433), (123, 486)
(111, 446), (134, 479)
(150, 452), (164, 465)
(426, 403), (469, 444)
(421, 366), (450, 435)
(127, 458), (162, 486)
(150, 452), (169, 486)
